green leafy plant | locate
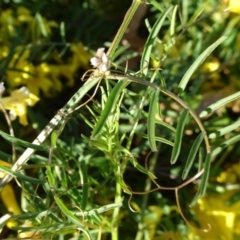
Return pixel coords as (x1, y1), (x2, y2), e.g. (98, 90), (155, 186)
(1, 0), (240, 239)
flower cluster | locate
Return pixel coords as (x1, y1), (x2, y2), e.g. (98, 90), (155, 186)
(0, 6), (92, 125)
(90, 48), (110, 73)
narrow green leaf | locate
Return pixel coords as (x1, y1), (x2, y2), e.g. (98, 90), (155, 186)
(189, 185), (202, 207)
(0, 130), (48, 151)
(178, 36), (227, 94)
(55, 197), (85, 228)
(154, 117), (176, 132)
(0, 166), (46, 184)
(141, 5), (173, 76)
(200, 90), (240, 118)
(182, 132), (206, 180)
(112, 45), (130, 61)
(135, 131), (174, 147)
(129, 157), (157, 179)
(143, 110), (176, 132)
(36, 13), (48, 38)
(80, 160), (88, 210)
(209, 118), (240, 139)
(199, 153), (211, 197)
(22, 181), (47, 210)
(198, 147), (205, 172)
(170, 109), (189, 164)
(75, 202), (122, 217)
(211, 134), (240, 157)
(12, 209), (61, 222)
(148, 90), (159, 152)
(46, 165), (55, 187)
(170, 5), (178, 38)
(150, 1), (169, 13)
(182, 0), (188, 26)
(60, 21), (66, 41)
(66, 77), (100, 111)
(91, 80), (127, 139)
(0, 151), (11, 161)
(189, 153), (211, 207)
(79, 112), (94, 128)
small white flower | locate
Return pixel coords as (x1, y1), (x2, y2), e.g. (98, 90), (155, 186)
(90, 48), (110, 73)
(0, 82), (5, 95)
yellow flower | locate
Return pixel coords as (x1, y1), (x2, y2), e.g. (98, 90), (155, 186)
(0, 160), (12, 179)
(154, 231), (183, 240)
(48, 64), (75, 89)
(1, 87), (39, 126)
(0, 46), (10, 60)
(6, 48), (60, 96)
(135, 205), (164, 239)
(0, 183), (22, 229)
(71, 42), (92, 70)
(217, 162), (240, 183)
(189, 191), (240, 239)
(16, 6), (33, 23)
(0, 9), (15, 40)
(0, 184), (22, 215)
(225, 0), (240, 13)
(18, 220), (40, 238)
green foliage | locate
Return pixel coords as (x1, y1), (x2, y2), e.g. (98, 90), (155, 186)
(1, 0), (240, 239)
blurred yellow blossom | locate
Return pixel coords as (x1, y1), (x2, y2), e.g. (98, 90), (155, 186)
(225, 0), (240, 13)
(0, 183), (22, 229)
(71, 42), (92, 70)
(143, 206), (163, 239)
(16, 6), (33, 23)
(1, 7), (91, 98)
(0, 184), (22, 215)
(0, 45), (10, 59)
(217, 162), (240, 183)
(0, 160), (12, 179)
(0, 9), (15, 40)
(155, 231), (183, 240)
(1, 87), (39, 125)
(6, 47), (59, 96)
(189, 191), (240, 239)
(5, 42), (91, 97)
(18, 220), (40, 238)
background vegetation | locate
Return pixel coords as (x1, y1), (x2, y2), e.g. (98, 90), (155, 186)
(0, 0), (240, 239)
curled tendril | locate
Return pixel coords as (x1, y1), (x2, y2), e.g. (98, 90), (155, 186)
(127, 189), (139, 213)
(175, 188), (211, 233)
(81, 69), (96, 81)
(123, 151), (211, 233)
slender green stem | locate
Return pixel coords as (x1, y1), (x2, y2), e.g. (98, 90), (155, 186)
(106, 2), (143, 240)
(107, 0), (142, 59)
(111, 174), (122, 240)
